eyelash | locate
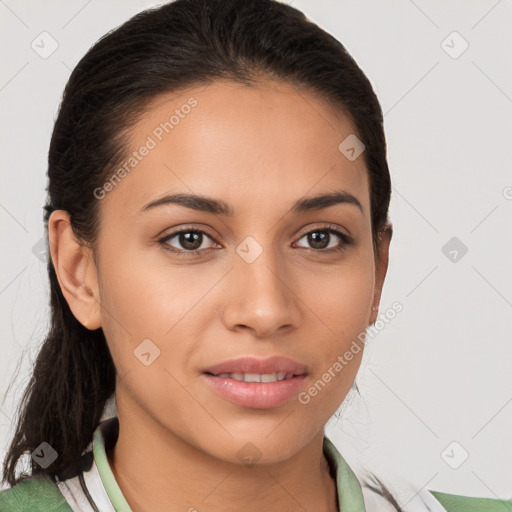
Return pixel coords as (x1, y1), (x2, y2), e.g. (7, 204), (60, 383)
(157, 224), (353, 256)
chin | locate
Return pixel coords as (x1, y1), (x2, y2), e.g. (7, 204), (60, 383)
(197, 427), (314, 467)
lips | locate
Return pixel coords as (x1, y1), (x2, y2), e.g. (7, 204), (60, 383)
(202, 356), (308, 409)
(204, 356), (308, 377)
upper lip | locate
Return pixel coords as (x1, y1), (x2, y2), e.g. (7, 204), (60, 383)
(204, 356), (308, 376)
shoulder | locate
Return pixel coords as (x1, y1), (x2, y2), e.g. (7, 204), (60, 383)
(0, 474), (73, 512)
(429, 489), (512, 512)
(354, 461), (512, 512)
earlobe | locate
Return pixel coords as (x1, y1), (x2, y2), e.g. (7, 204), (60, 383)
(48, 210), (102, 330)
(369, 223), (393, 324)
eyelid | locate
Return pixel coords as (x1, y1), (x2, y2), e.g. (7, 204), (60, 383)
(295, 222), (351, 239)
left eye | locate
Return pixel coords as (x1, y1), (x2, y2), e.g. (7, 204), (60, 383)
(294, 227), (351, 252)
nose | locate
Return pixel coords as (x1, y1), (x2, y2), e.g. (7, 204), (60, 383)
(221, 246), (302, 338)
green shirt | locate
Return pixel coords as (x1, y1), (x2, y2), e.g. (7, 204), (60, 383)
(0, 416), (510, 511)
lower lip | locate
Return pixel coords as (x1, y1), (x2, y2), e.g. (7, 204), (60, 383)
(202, 374), (307, 409)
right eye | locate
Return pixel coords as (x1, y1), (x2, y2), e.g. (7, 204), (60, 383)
(158, 228), (219, 255)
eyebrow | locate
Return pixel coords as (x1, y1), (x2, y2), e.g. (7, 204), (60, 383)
(140, 190), (364, 216)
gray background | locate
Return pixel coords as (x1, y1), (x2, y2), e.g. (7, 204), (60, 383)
(1, 0), (511, 501)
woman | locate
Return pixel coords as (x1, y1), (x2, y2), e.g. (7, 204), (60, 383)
(0, 0), (509, 510)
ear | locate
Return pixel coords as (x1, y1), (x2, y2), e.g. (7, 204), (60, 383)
(48, 210), (102, 330)
(369, 223), (392, 324)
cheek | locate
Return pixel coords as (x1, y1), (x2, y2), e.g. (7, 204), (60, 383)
(307, 257), (375, 340)
(299, 266), (373, 416)
(96, 256), (200, 422)
(299, 252), (374, 400)
(96, 246), (218, 376)
(98, 242), (193, 331)
(321, 272), (373, 323)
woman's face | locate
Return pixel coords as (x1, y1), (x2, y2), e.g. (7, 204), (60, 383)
(86, 79), (390, 463)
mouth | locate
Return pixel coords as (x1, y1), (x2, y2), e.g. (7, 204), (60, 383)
(205, 371), (300, 383)
(203, 355), (308, 377)
(202, 356), (308, 409)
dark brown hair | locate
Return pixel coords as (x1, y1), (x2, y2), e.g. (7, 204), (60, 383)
(2, 0), (391, 489)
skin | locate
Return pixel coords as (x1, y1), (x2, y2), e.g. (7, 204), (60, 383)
(49, 79), (392, 512)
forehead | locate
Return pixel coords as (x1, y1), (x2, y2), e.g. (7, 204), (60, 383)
(101, 79), (370, 221)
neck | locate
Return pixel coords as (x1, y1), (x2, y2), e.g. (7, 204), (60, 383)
(107, 394), (339, 512)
